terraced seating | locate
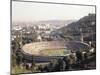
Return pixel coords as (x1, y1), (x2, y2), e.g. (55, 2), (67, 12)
(22, 41), (89, 56)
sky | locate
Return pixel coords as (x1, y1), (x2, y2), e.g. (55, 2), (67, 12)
(12, 1), (95, 22)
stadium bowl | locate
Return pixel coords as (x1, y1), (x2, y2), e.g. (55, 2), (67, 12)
(21, 41), (90, 62)
(22, 41), (89, 56)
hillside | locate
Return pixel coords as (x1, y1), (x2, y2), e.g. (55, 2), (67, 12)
(56, 13), (96, 42)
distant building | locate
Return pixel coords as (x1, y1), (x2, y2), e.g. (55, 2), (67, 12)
(37, 35), (42, 41)
(36, 24), (51, 40)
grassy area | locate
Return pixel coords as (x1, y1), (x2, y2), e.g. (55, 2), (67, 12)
(11, 61), (46, 75)
(11, 66), (31, 74)
(40, 48), (70, 56)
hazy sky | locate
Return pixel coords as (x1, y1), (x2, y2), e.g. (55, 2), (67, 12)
(12, 1), (95, 22)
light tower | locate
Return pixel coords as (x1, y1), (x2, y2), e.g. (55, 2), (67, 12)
(80, 28), (84, 43)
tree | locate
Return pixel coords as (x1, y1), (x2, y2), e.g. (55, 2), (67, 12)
(63, 56), (70, 70)
(16, 51), (23, 66)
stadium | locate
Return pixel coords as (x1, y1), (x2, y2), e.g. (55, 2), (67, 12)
(21, 41), (90, 62)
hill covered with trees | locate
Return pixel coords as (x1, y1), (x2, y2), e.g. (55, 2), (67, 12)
(57, 13), (96, 43)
